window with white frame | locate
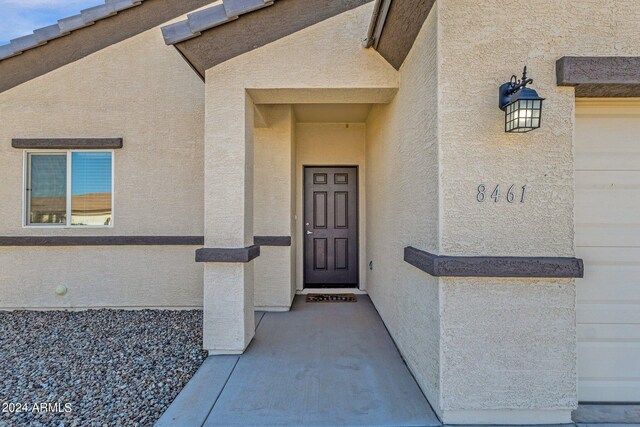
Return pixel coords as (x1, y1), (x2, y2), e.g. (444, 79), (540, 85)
(25, 151), (113, 227)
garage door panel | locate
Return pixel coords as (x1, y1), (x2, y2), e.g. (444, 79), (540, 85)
(577, 269), (640, 302)
(575, 111), (640, 171)
(576, 248), (640, 303)
(577, 248), (640, 303)
(576, 227), (640, 247)
(579, 324), (640, 341)
(576, 101), (640, 402)
(578, 339), (640, 401)
(577, 171), (640, 187)
(578, 380), (640, 403)
(576, 152), (640, 171)
(578, 342), (640, 377)
(578, 247), (640, 264)
(575, 171), (640, 225)
(578, 304), (640, 324)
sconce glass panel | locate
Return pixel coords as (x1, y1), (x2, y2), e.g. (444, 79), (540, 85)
(505, 99), (543, 133)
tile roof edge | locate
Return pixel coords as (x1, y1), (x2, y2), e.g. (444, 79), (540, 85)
(0, 0), (146, 62)
(162, 0), (273, 46)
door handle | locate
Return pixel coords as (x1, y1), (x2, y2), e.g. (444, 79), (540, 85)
(306, 230), (313, 235)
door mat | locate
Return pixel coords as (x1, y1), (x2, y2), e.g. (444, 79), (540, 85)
(306, 293), (357, 303)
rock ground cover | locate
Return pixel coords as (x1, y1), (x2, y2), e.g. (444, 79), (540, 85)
(0, 309), (207, 427)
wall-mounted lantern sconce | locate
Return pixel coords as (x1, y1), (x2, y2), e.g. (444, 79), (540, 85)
(499, 66), (545, 133)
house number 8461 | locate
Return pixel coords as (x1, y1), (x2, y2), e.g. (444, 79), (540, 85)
(477, 184), (527, 203)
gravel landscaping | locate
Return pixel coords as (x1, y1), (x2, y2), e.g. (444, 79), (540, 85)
(0, 309), (208, 427)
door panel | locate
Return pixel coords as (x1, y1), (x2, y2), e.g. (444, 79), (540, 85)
(304, 167), (358, 287)
(335, 238), (348, 270)
(313, 238), (327, 270)
(334, 192), (348, 228)
(313, 192), (327, 228)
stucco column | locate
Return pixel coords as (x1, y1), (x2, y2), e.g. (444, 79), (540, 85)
(201, 88), (256, 354)
(253, 105), (296, 310)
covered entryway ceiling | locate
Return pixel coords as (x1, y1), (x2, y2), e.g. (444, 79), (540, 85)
(293, 104), (372, 123)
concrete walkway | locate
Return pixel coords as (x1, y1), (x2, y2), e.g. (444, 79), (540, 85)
(157, 295), (440, 427)
(156, 295), (640, 427)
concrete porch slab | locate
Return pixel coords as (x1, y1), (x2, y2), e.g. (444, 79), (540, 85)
(159, 295), (440, 426)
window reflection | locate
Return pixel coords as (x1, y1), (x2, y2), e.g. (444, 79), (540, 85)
(71, 152), (112, 226)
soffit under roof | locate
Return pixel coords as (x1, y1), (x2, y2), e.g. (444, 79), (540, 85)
(366, 0), (436, 70)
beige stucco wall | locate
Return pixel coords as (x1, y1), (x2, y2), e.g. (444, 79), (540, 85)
(295, 123), (367, 290)
(1, 246), (202, 309)
(253, 105), (296, 309)
(432, 0), (640, 423)
(0, 19), (205, 308)
(364, 2), (441, 413)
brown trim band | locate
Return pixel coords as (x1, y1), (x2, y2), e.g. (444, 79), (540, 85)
(195, 245), (260, 263)
(0, 236), (204, 246)
(556, 56), (640, 97)
(254, 236), (291, 246)
(404, 246), (584, 278)
(12, 138), (123, 149)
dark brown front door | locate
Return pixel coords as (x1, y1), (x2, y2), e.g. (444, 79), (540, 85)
(304, 167), (358, 287)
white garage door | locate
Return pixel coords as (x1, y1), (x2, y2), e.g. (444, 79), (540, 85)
(576, 100), (640, 402)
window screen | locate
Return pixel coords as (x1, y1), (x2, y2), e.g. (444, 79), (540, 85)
(28, 154), (67, 225)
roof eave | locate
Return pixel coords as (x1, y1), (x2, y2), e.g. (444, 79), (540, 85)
(364, 0), (391, 48)
(363, 0), (437, 70)
(162, 0), (273, 46)
(0, 0), (146, 62)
